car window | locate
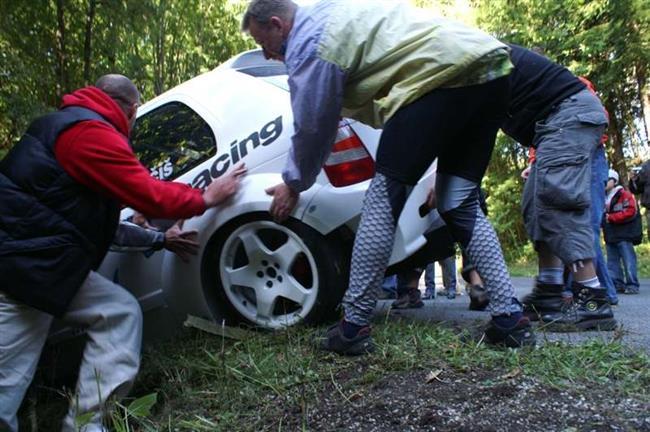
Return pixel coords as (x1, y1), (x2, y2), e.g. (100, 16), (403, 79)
(130, 102), (217, 180)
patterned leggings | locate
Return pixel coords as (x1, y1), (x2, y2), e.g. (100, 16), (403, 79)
(342, 172), (519, 326)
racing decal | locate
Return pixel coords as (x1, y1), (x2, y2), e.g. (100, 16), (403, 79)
(150, 157), (174, 180)
(191, 115), (283, 190)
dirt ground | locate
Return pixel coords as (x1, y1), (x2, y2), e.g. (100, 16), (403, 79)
(272, 366), (650, 432)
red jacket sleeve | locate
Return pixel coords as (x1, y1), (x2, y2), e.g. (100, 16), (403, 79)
(607, 190), (637, 224)
(55, 121), (207, 219)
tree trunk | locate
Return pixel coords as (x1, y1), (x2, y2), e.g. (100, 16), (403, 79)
(83, 0), (97, 84)
(605, 100), (629, 181)
(55, 0), (68, 97)
(636, 65), (650, 147)
(153, 0), (167, 95)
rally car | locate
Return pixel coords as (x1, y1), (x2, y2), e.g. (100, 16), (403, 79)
(93, 50), (446, 331)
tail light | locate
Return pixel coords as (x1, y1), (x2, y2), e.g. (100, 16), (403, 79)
(323, 122), (375, 187)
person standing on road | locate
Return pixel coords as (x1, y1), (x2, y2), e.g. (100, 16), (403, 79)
(0, 74), (246, 432)
(603, 169), (642, 295)
(629, 160), (650, 240)
(242, 0), (535, 354)
(502, 45), (616, 331)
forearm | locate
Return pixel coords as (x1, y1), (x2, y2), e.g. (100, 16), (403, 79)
(110, 221), (165, 252)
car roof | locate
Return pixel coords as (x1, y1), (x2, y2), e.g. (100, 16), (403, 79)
(139, 50), (288, 115)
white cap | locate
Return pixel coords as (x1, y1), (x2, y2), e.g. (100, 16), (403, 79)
(608, 169), (619, 184)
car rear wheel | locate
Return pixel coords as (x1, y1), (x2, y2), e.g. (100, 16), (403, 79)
(203, 214), (349, 329)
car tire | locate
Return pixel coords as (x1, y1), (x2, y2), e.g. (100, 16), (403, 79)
(202, 213), (350, 329)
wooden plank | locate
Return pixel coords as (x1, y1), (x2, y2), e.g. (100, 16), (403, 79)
(183, 315), (254, 340)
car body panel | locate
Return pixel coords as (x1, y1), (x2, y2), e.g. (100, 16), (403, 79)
(93, 49), (440, 332)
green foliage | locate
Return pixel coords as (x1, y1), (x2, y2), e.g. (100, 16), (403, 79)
(0, 0), (255, 153)
(471, 0), (650, 261)
(110, 393), (158, 432)
(473, 0), (650, 173)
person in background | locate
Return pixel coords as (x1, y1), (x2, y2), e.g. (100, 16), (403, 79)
(629, 160), (650, 240)
(603, 169), (642, 295)
(423, 256), (458, 300)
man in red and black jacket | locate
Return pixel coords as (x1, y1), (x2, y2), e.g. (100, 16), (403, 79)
(603, 169), (642, 295)
(0, 75), (245, 432)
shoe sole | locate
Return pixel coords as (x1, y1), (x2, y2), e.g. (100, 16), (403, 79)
(323, 341), (375, 356)
(485, 328), (536, 348)
(391, 302), (424, 310)
(543, 318), (618, 332)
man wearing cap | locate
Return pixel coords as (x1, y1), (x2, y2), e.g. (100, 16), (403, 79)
(603, 169), (642, 295)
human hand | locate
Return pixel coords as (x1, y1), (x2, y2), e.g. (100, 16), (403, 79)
(521, 165), (532, 180)
(131, 211), (159, 231)
(163, 220), (199, 262)
(266, 182), (299, 223)
(202, 162), (247, 207)
(425, 187), (437, 210)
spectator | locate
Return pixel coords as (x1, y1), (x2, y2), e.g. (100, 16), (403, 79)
(378, 275), (398, 300)
(424, 256), (457, 300)
(629, 160), (650, 239)
(0, 75), (245, 432)
(604, 169), (642, 295)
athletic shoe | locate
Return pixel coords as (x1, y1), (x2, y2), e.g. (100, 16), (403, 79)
(391, 288), (424, 309)
(521, 280), (565, 321)
(318, 322), (374, 355)
(484, 316), (536, 348)
(468, 284), (489, 311)
(541, 283), (617, 332)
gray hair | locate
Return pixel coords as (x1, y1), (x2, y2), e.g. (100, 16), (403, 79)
(95, 74), (140, 109)
(241, 0), (297, 31)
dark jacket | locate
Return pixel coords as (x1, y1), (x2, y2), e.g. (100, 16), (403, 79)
(629, 159), (650, 209)
(501, 44), (586, 147)
(0, 106), (121, 316)
(603, 186), (643, 245)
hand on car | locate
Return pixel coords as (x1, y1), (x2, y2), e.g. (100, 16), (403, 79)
(164, 220), (199, 262)
(266, 182), (299, 223)
(425, 187), (437, 210)
(131, 211), (159, 231)
(202, 162), (247, 207)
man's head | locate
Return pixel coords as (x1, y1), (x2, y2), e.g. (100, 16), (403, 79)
(607, 168), (620, 192)
(95, 74), (141, 131)
(242, 0), (297, 62)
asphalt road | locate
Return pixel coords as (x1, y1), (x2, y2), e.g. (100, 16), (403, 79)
(377, 277), (650, 353)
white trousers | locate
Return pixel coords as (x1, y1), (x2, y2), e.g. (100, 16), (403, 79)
(0, 271), (143, 432)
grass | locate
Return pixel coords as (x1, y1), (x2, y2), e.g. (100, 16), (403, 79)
(119, 320), (650, 431)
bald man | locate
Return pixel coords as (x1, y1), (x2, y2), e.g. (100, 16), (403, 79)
(0, 75), (246, 432)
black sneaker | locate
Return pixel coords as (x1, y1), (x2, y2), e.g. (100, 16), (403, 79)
(468, 284), (489, 311)
(391, 288), (424, 309)
(318, 323), (375, 355)
(521, 280), (565, 321)
(623, 287), (639, 295)
(541, 283), (617, 332)
(484, 316), (536, 348)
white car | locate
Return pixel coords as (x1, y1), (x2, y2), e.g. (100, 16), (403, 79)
(94, 50), (448, 331)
